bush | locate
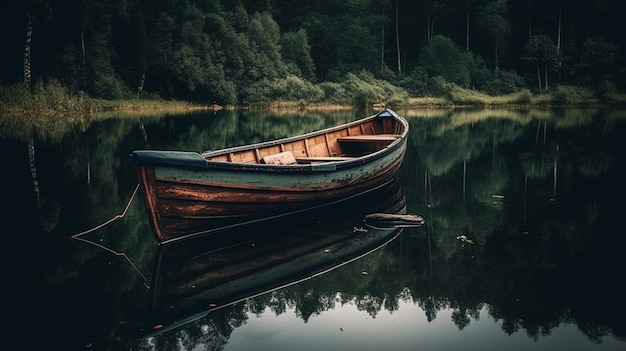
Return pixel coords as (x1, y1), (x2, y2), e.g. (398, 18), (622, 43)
(242, 78), (273, 104)
(90, 72), (132, 100)
(0, 79), (86, 113)
(0, 83), (30, 111)
(342, 71), (408, 107)
(343, 72), (385, 106)
(511, 89), (533, 104)
(318, 82), (349, 104)
(241, 75), (324, 104)
(273, 75), (324, 102)
(551, 85), (596, 105)
(400, 67), (429, 96)
(428, 76), (456, 99)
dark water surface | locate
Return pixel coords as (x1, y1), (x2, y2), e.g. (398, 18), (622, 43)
(2, 108), (625, 350)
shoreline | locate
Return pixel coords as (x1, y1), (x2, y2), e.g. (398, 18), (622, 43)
(2, 97), (626, 117)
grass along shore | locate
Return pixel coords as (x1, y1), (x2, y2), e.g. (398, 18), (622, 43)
(2, 79), (626, 118)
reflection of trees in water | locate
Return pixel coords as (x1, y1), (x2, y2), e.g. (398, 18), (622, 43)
(140, 306), (246, 351)
(20, 108), (624, 349)
(398, 110), (624, 343)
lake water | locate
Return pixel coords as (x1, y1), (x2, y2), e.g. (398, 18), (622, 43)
(2, 107), (625, 351)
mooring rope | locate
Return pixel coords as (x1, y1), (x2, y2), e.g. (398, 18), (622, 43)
(70, 183), (149, 286)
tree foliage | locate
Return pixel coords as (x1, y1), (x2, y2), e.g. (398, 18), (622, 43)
(0, 0), (624, 104)
(522, 34), (558, 92)
(419, 35), (473, 88)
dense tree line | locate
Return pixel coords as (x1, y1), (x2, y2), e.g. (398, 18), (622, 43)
(1, 0), (624, 105)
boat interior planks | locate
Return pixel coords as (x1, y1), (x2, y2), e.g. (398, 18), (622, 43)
(205, 117), (402, 165)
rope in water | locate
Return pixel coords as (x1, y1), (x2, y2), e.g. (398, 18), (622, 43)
(70, 183), (149, 285)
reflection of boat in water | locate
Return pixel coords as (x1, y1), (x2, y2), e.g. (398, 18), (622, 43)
(134, 179), (421, 338)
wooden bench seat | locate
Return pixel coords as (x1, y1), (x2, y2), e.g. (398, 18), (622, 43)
(295, 156), (356, 164)
(337, 134), (401, 143)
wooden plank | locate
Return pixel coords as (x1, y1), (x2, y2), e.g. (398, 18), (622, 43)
(324, 134), (333, 156)
(255, 149), (261, 163)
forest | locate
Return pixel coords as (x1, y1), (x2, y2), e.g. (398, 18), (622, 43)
(1, 0), (625, 108)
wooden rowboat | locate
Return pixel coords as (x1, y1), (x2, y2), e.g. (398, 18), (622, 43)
(130, 108), (409, 243)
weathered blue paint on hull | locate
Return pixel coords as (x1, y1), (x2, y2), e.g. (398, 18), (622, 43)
(155, 141), (405, 190)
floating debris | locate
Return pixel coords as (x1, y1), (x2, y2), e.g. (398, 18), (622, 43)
(456, 235), (474, 244)
(353, 227), (368, 233)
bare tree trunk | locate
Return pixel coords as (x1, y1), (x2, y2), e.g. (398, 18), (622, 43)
(462, 161), (466, 200)
(427, 14), (432, 43)
(528, 0), (533, 38)
(395, 0), (401, 74)
(466, 8), (470, 52)
(536, 65), (542, 91)
(137, 73), (145, 97)
(87, 148), (91, 185)
(427, 11), (435, 43)
(556, 3), (562, 83)
(426, 0), (434, 43)
(28, 139), (40, 201)
(24, 21), (39, 200)
(81, 31), (86, 65)
(494, 44), (499, 72)
(24, 21), (32, 85)
(381, 6), (385, 70)
(81, 31), (87, 88)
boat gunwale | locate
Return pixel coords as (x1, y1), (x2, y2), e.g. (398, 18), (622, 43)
(133, 109), (408, 173)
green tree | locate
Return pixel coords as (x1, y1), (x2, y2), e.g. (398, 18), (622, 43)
(419, 35), (473, 88)
(522, 34), (557, 92)
(477, 0), (510, 71)
(280, 29), (316, 81)
(579, 36), (619, 90)
(247, 12), (287, 81)
(144, 12), (176, 98)
(171, 6), (211, 93)
(79, 0), (131, 99)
